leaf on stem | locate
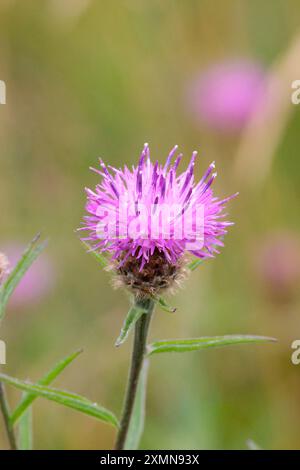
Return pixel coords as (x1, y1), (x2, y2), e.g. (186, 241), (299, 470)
(0, 373), (119, 428)
(18, 400), (32, 450)
(0, 234), (47, 322)
(147, 335), (277, 355)
(81, 241), (108, 268)
(155, 297), (176, 313)
(10, 349), (83, 425)
(115, 303), (148, 347)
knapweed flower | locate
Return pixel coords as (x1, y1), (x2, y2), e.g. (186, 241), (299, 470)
(1, 244), (54, 309)
(81, 144), (236, 296)
(188, 60), (267, 133)
(0, 252), (9, 285)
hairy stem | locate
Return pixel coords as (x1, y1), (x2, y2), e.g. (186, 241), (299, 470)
(114, 297), (154, 450)
(0, 382), (17, 450)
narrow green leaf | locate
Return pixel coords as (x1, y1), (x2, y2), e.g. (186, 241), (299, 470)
(0, 234), (47, 322)
(0, 373), (119, 428)
(81, 241), (108, 268)
(156, 297), (176, 313)
(187, 259), (205, 271)
(246, 439), (262, 450)
(124, 360), (149, 450)
(18, 399), (32, 450)
(147, 335), (277, 355)
(115, 304), (147, 347)
(10, 349), (83, 425)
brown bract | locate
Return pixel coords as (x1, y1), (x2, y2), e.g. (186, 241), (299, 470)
(112, 250), (189, 297)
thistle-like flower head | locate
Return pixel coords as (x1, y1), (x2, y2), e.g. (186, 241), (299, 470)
(81, 144), (236, 295)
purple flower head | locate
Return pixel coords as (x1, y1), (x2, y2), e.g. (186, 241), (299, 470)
(188, 60), (267, 133)
(81, 145), (236, 295)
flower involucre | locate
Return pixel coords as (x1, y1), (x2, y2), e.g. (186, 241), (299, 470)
(81, 144), (236, 295)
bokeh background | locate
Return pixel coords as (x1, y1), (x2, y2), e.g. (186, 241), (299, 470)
(1, 0), (300, 450)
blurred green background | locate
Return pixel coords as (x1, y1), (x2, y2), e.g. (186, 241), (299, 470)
(1, 0), (300, 449)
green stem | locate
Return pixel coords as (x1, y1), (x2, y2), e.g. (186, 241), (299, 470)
(0, 382), (17, 450)
(114, 297), (154, 450)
